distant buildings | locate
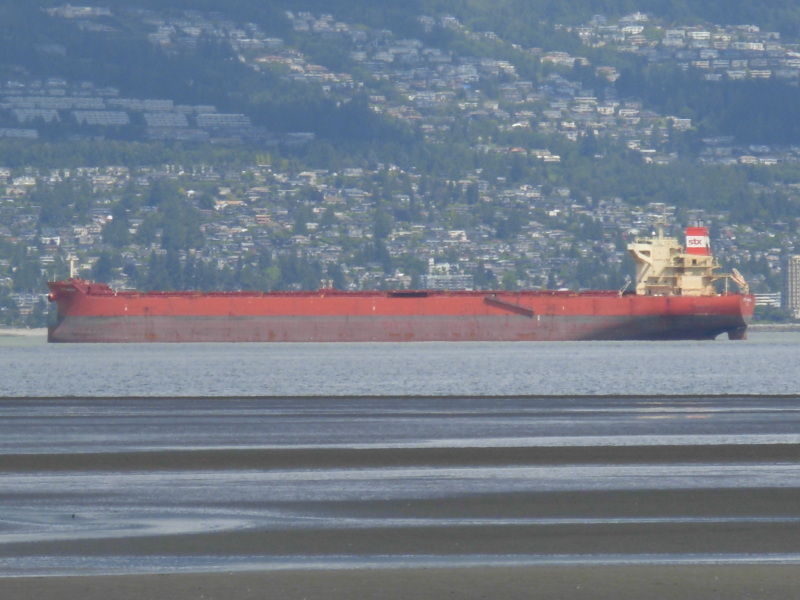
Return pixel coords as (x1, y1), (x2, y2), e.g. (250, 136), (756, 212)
(783, 255), (800, 318)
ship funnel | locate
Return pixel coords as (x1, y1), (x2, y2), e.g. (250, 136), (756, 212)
(685, 226), (711, 256)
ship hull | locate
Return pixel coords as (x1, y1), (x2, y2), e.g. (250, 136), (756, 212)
(47, 281), (754, 343)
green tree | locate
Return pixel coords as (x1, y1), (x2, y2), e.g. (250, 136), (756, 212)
(141, 250), (170, 291)
(102, 203), (131, 248)
(91, 252), (117, 283)
(134, 212), (161, 247)
(501, 271), (518, 291)
(10, 246), (42, 292)
(373, 206), (393, 240)
(159, 197), (205, 251)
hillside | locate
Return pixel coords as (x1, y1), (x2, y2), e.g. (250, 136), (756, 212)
(0, 1), (799, 325)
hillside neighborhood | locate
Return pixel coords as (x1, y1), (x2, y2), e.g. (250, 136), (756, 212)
(2, 158), (790, 321)
(2, 6), (800, 324)
(8, 7), (800, 165)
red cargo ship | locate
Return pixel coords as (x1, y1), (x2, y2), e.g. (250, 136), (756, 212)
(47, 226), (754, 343)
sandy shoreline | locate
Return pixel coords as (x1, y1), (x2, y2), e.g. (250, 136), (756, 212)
(0, 327), (47, 337)
(5, 443), (800, 472)
(4, 485), (800, 561)
(0, 327), (47, 347)
(0, 327), (47, 341)
(3, 398), (798, 598)
(2, 566), (799, 600)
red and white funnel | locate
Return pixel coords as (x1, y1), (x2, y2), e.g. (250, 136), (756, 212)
(685, 226), (711, 256)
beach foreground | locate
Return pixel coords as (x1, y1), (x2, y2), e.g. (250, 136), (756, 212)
(3, 565), (799, 599)
(0, 327), (46, 337)
(3, 395), (800, 599)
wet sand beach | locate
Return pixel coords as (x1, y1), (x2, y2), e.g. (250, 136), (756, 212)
(2, 395), (800, 598)
(0, 327), (46, 337)
(0, 328), (46, 348)
(3, 565), (800, 600)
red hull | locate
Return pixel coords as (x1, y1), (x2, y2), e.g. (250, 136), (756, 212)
(47, 280), (754, 343)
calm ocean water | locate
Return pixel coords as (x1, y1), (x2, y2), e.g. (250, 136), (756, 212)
(2, 331), (799, 397)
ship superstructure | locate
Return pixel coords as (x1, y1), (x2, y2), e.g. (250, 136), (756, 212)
(628, 225), (749, 297)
